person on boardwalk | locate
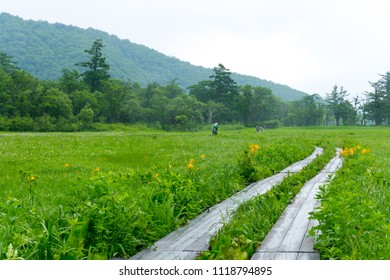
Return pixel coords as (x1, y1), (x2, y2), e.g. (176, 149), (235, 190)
(212, 122), (219, 135)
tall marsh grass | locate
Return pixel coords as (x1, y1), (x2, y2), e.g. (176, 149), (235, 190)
(1, 127), (390, 259)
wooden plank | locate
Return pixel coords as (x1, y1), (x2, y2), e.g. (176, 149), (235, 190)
(273, 252), (299, 260)
(251, 251), (276, 260)
(251, 149), (342, 260)
(297, 252), (320, 260)
(130, 147), (323, 260)
(299, 219), (319, 252)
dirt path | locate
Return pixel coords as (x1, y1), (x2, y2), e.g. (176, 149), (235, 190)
(130, 147), (324, 260)
(251, 149), (342, 260)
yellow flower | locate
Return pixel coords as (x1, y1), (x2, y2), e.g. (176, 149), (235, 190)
(189, 159), (195, 164)
(29, 176), (36, 182)
(187, 163), (194, 169)
(200, 154), (206, 159)
(340, 148), (349, 157)
(95, 167), (100, 172)
(64, 163), (69, 168)
(249, 144), (260, 153)
(362, 148), (371, 154)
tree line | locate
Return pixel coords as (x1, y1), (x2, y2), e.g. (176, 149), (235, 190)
(0, 39), (389, 132)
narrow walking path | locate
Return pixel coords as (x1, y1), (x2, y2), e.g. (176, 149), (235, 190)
(130, 147), (323, 260)
(251, 149), (342, 260)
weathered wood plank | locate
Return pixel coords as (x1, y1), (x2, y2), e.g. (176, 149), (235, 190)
(251, 149), (342, 260)
(130, 147), (323, 260)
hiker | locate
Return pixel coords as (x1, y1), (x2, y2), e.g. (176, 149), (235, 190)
(256, 126), (264, 133)
(212, 122), (219, 135)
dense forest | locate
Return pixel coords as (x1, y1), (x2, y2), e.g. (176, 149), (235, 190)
(1, 39), (389, 132)
(0, 12), (308, 101)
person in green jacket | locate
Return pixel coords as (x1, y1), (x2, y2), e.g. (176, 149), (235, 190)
(212, 122), (219, 135)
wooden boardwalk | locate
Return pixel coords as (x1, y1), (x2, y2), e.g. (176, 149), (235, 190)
(130, 147), (323, 260)
(251, 149), (342, 260)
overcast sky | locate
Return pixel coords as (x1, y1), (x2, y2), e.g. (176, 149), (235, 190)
(1, 0), (390, 98)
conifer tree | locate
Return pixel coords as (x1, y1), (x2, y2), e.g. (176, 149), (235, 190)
(0, 52), (19, 74)
(76, 39), (110, 92)
(209, 64), (239, 110)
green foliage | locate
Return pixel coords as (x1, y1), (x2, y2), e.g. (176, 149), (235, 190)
(75, 39), (110, 92)
(209, 64), (239, 113)
(1, 127), (390, 260)
(0, 52), (19, 74)
(309, 145), (390, 259)
(364, 72), (390, 125)
(59, 68), (88, 94)
(287, 94), (324, 126)
(326, 85), (349, 126)
(237, 139), (313, 184)
(0, 129), (314, 259)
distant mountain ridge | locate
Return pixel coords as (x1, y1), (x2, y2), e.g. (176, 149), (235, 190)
(0, 12), (309, 101)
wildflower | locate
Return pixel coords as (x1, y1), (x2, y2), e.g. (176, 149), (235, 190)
(64, 163), (69, 168)
(362, 148), (371, 154)
(95, 167), (100, 172)
(29, 176), (36, 182)
(200, 154), (206, 159)
(187, 163), (194, 169)
(340, 147), (351, 157)
(189, 159), (195, 164)
(249, 144), (260, 153)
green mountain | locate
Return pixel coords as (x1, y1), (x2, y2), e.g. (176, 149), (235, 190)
(0, 12), (308, 101)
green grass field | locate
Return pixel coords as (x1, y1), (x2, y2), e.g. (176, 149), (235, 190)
(1, 127), (389, 259)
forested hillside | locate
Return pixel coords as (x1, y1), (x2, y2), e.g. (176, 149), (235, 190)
(0, 12), (308, 101)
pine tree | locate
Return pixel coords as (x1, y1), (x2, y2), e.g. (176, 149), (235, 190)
(365, 72), (390, 125)
(0, 52), (19, 74)
(76, 39), (110, 92)
(326, 85), (348, 126)
(209, 64), (239, 110)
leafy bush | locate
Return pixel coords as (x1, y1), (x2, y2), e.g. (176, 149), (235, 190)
(0, 116), (11, 131)
(309, 145), (390, 259)
(10, 116), (37, 131)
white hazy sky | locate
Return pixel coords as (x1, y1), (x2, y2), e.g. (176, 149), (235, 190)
(1, 0), (390, 98)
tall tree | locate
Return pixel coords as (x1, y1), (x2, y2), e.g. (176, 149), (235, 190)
(209, 64), (239, 111)
(59, 68), (88, 94)
(326, 85), (348, 126)
(75, 39), (110, 92)
(380, 72), (390, 124)
(365, 73), (389, 125)
(292, 94), (323, 126)
(236, 85), (253, 126)
(188, 80), (213, 103)
(0, 52), (19, 74)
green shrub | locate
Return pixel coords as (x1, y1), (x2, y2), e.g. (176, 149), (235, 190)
(310, 146), (390, 259)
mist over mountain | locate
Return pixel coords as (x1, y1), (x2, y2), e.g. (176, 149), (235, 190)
(0, 12), (308, 101)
